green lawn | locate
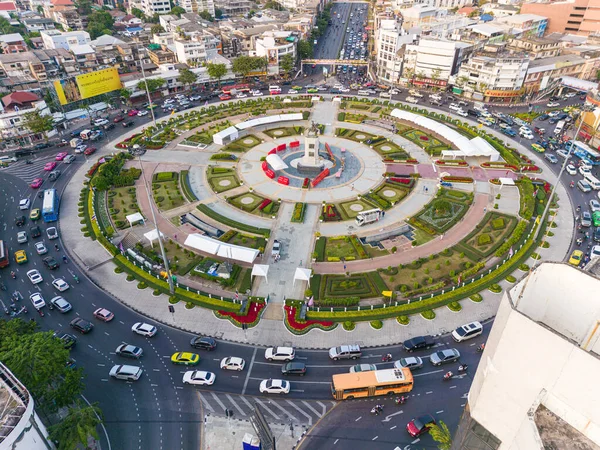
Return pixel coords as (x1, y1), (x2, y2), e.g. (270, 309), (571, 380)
(373, 183), (410, 204)
(411, 227), (436, 246)
(229, 192), (265, 212)
(206, 167), (240, 194)
(223, 134), (261, 152)
(135, 239), (202, 275)
(264, 126), (305, 138)
(335, 128), (377, 143)
(152, 178), (185, 211)
(401, 129), (449, 155)
(108, 186), (140, 229)
(372, 140), (409, 160)
(337, 198), (379, 220)
(226, 232), (266, 250)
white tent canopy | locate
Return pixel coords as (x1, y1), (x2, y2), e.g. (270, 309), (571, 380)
(126, 212), (145, 227)
(499, 177), (516, 186)
(266, 153), (288, 171)
(251, 264), (269, 283)
(293, 267), (312, 287)
(235, 113), (303, 130)
(143, 229), (164, 247)
(213, 126), (239, 145)
(184, 234), (259, 263)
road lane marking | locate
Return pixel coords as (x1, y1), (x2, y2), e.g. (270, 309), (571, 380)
(425, 391), (433, 395)
(241, 347), (257, 396)
(210, 392), (227, 412)
(355, 416), (362, 422)
(301, 400), (322, 418)
(254, 398), (280, 420)
(450, 386), (457, 389)
(436, 410), (444, 414)
(225, 394), (246, 416)
(97, 363), (105, 367)
(413, 369), (444, 378)
(239, 395), (254, 410)
(286, 400), (313, 425)
(382, 410), (403, 422)
(390, 426), (396, 430)
(412, 439), (421, 444)
(198, 393), (215, 413)
(268, 400), (298, 422)
(247, 376), (330, 385)
(372, 436), (378, 440)
(317, 401), (328, 417)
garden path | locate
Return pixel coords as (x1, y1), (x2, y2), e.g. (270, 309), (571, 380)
(312, 192), (490, 274)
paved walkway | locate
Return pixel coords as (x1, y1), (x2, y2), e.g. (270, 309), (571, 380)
(54, 97), (575, 349)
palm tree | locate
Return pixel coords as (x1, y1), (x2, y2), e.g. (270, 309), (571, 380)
(429, 420), (453, 450)
(49, 400), (103, 450)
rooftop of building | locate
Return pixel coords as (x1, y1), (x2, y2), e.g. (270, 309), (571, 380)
(527, 53), (585, 69)
(510, 35), (561, 45)
(535, 405), (600, 450)
(497, 13), (548, 25)
(70, 44), (94, 55)
(22, 17), (55, 23)
(0, 1), (16, 11)
(0, 51), (42, 64)
(90, 34), (125, 46)
(50, 0), (73, 5)
(2, 91), (40, 108)
(0, 33), (24, 43)
(467, 23), (506, 36)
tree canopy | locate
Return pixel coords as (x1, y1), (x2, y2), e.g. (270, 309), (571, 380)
(199, 10), (214, 21)
(177, 68), (198, 88)
(49, 400), (103, 450)
(215, 8), (223, 18)
(137, 77), (165, 93)
(279, 54), (295, 76)
(150, 24), (164, 35)
(75, 0), (92, 15)
(86, 11), (114, 39)
(23, 110), (54, 140)
(205, 62), (227, 85)
(171, 6), (186, 17)
(297, 39), (313, 59)
(232, 56), (266, 78)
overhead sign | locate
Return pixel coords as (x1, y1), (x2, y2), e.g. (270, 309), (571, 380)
(54, 67), (122, 105)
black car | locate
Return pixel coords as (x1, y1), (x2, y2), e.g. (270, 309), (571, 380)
(43, 256), (59, 270)
(467, 109), (480, 117)
(549, 96), (560, 101)
(189, 336), (217, 350)
(281, 362), (307, 376)
(15, 215), (26, 226)
(30, 225), (41, 238)
(103, 123), (115, 131)
(403, 335), (435, 352)
(15, 148), (34, 157)
(34, 142), (51, 150)
(56, 333), (77, 349)
(122, 121), (134, 128)
(70, 318), (94, 334)
(538, 114), (549, 121)
(549, 117), (559, 124)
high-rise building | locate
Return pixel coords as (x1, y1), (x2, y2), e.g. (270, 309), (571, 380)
(141, 0), (171, 16)
(521, 0), (600, 36)
(375, 19), (416, 85)
(453, 262), (600, 450)
(176, 0), (215, 16)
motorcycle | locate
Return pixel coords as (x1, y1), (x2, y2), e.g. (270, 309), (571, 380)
(394, 396), (406, 406)
(38, 309), (44, 317)
(54, 244), (60, 252)
(10, 271), (16, 279)
(62, 255), (68, 263)
(370, 405), (384, 415)
(458, 364), (468, 373)
(577, 238), (583, 246)
(382, 353), (392, 362)
(570, 181), (575, 188)
(477, 343), (485, 353)
(48, 302), (54, 311)
(25, 160), (33, 165)
(0, 283), (6, 291)
(443, 371), (454, 381)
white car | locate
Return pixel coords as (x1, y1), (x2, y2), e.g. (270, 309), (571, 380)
(259, 379), (290, 395)
(19, 198), (30, 210)
(339, 88), (350, 93)
(35, 241), (48, 255)
(456, 109), (468, 117)
(287, 89), (297, 94)
(27, 269), (43, 284)
(17, 231), (27, 244)
(46, 227), (58, 240)
(137, 110), (149, 116)
(548, 110), (560, 118)
(566, 164), (577, 175)
(30, 292), (45, 309)
(547, 102), (560, 108)
(394, 356), (424, 370)
(94, 119), (109, 126)
(580, 166), (591, 176)
(557, 149), (570, 159)
(566, 92), (577, 98)
(52, 278), (70, 292)
(132, 322), (157, 337)
(390, 89), (400, 95)
(75, 144), (87, 154)
(265, 346), (295, 361)
(183, 370), (216, 386)
(236, 93), (247, 98)
(220, 357), (246, 371)
(448, 103), (460, 111)
(520, 132), (534, 140)
(252, 90), (263, 96)
(591, 245), (600, 259)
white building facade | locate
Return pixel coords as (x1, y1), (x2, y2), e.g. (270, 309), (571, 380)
(141, 0), (172, 16)
(254, 32), (296, 75)
(174, 31), (221, 65)
(40, 30), (91, 51)
(375, 19), (415, 86)
(454, 263), (600, 450)
(176, 0), (215, 16)
(403, 38), (466, 87)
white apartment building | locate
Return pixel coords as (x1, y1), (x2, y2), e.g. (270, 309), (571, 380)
(403, 38), (470, 87)
(176, 0), (215, 16)
(431, 0), (470, 8)
(174, 31), (221, 65)
(40, 29), (90, 51)
(280, 0), (305, 9)
(141, 0), (171, 16)
(214, 0), (251, 16)
(454, 263), (600, 450)
(375, 19), (416, 85)
(254, 31), (296, 75)
(0, 92), (52, 147)
(456, 52), (529, 101)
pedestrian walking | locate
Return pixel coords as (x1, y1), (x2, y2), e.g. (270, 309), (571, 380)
(484, 207), (487, 213)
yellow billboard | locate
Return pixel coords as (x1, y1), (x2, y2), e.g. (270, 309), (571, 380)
(54, 67), (122, 105)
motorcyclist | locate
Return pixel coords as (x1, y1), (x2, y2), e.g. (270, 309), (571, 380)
(54, 244), (59, 251)
(444, 371), (453, 380)
(10, 271), (15, 279)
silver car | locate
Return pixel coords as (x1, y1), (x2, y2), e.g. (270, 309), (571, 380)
(581, 211), (592, 228)
(429, 349), (460, 366)
(349, 364), (377, 373)
(590, 200), (600, 213)
(394, 357), (423, 370)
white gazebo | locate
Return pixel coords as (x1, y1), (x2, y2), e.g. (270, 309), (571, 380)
(251, 264), (270, 284)
(126, 212), (145, 228)
(184, 234), (259, 264)
(143, 228), (164, 248)
(265, 153), (288, 171)
(292, 267), (312, 287)
(498, 177), (516, 190)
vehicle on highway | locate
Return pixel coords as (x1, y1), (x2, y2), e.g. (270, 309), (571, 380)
(75, 144), (87, 154)
(329, 344), (362, 360)
(93, 118), (109, 126)
(403, 335), (435, 352)
(545, 154), (558, 164)
(14, 249), (27, 264)
(594, 211), (600, 227)
(580, 166), (591, 176)
(34, 241), (47, 255)
(43, 255), (59, 270)
(122, 121), (134, 128)
(30, 292), (45, 309)
(44, 162), (57, 171)
(265, 346), (295, 361)
(183, 370), (215, 386)
(56, 333), (77, 349)
(109, 365), (143, 381)
(350, 363), (377, 373)
(47, 227), (59, 240)
(190, 336), (217, 350)
(137, 110), (149, 117)
(128, 110), (139, 116)
(331, 368), (414, 400)
(220, 356), (246, 371)
(557, 149), (570, 159)
(51, 296), (72, 313)
(116, 344), (144, 359)
(64, 154), (76, 164)
(259, 379), (290, 395)
(171, 352), (200, 366)
(569, 249), (583, 266)
(590, 199), (600, 212)
(94, 308), (114, 322)
(19, 198), (30, 210)
(30, 226), (41, 238)
(407, 414), (436, 437)
(30, 178), (43, 189)
(578, 180), (592, 193)
(581, 211), (592, 227)
(17, 231), (27, 244)
(27, 269), (43, 284)
(52, 277), (69, 291)
(394, 357), (423, 370)
(429, 348), (460, 366)
(113, 115), (124, 123)
(132, 322), (157, 336)
(15, 215), (26, 227)
(30, 208), (40, 221)
(591, 245), (600, 259)
(531, 144), (545, 153)
(547, 101), (560, 107)
(451, 321), (483, 342)
(70, 318), (94, 333)
(281, 362), (307, 376)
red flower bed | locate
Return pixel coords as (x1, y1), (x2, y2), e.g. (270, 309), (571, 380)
(520, 165), (540, 172)
(543, 181), (551, 194)
(284, 306), (334, 332)
(419, 136), (429, 141)
(441, 176), (474, 183)
(86, 161), (102, 177)
(218, 301), (264, 324)
(302, 178), (310, 189)
(390, 177), (412, 185)
(436, 160), (468, 166)
(326, 205), (336, 217)
(258, 199), (272, 210)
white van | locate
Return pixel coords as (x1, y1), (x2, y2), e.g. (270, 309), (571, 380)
(357, 89), (372, 96)
(554, 120), (565, 135)
(0, 155), (17, 163)
(406, 96), (419, 104)
(584, 173), (600, 190)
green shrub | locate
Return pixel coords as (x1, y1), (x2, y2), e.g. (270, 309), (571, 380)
(540, 241), (550, 248)
(489, 284), (502, 293)
(531, 252), (541, 260)
(343, 321), (355, 331)
(137, 282), (147, 289)
(519, 263), (529, 271)
(169, 296), (180, 304)
(448, 301), (462, 312)
(114, 267), (124, 274)
(421, 310), (436, 320)
(397, 315), (410, 325)
(370, 320), (383, 330)
(185, 302), (195, 309)
(153, 289), (161, 296)
(477, 233), (491, 246)
(506, 275), (516, 283)
(491, 218), (505, 230)
(126, 274), (135, 281)
(470, 294), (483, 303)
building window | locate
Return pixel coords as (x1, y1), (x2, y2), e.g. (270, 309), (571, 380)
(451, 406), (501, 450)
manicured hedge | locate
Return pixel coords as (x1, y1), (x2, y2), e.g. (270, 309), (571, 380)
(197, 204), (270, 237)
(180, 170), (198, 202)
(314, 236), (326, 262)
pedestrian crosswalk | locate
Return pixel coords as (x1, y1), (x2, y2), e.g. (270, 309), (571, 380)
(0, 158), (53, 184)
(197, 392), (335, 425)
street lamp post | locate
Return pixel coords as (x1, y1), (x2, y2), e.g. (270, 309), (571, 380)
(138, 49), (157, 128)
(129, 144), (175, 295)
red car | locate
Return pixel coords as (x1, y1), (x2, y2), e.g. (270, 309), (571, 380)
(407, 415), (436, 437)
(113, 115), (124, 123)
(30, 178), (44, 189)
(55, 152), (68, 161)
(43, 162), (57, 171)
(84, 147), (96, 156)
(219, 94), (231, 101)
(128, 110), (139, 116)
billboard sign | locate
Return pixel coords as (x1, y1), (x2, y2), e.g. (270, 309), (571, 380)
(54, 67), (122, 105)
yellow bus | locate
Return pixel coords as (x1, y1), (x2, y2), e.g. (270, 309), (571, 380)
(331, 368), (414, 400)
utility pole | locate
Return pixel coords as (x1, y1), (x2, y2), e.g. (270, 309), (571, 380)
(139, 48), (157, 128)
